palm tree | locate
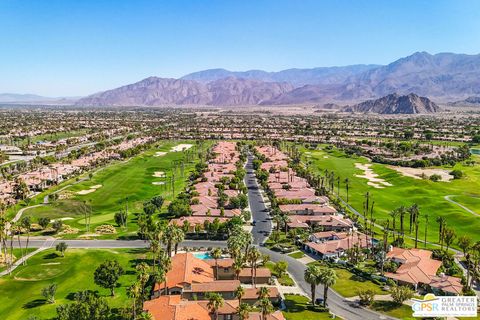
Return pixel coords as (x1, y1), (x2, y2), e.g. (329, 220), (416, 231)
(127, 281), (141, 319)
(248, 247), (261, 287)
(206, 292), (224, 320)
(399, 205), (406, 238)
(171, 226), (185, 255)
(257, 286), (269, 300)
(436, 216), (446, 249)
(158, 251), (172, 295)
(319, 267), (337, 307)
(233, 256), (244, 280)
(258, 297), (274, 320)
(280, 214), (290, 235)
(136, 262), (150, 304)
(237, 303), (251, 320)
(414, 209), (421, 248)
(304, 264), (321, 305)
(20, 216), (31, 265)
(424, 214), (429, 248)
(210, 247), (223, 280)
(458, 235), (472, 287)
(344, 178), (350, 203)
(234, 285), (245, 304)
(389, 209), (398, 240)
(444, 228), (456, 252)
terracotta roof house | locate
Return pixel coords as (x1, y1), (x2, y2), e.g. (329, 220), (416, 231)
(304, 232), (371, 259)
(384, 248), (443, 289)
(239, 267), (272, 284)
(169, 216), (229, 232)
(429, 275), (463, 295)
(144, 295), (242, 320)
(242, 287), (281, 304)
(279, 203), (336, 216)
(153, 253), (214, 296)
(182, 280), (240, 300)
(287, 215), (353, 231)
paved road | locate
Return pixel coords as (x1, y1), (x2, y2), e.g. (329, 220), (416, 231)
(245, 153), (272, 245)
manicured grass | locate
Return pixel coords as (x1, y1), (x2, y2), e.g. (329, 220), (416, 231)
(301, 144), (480, 246)
(0, 248), (149, 320)
(265, 261), (295, 286)
(22, 141), (207, 238)
(370, 301), (415, 320)
(330, 267), (385, 298)
(288, 251), (305, 259)
(0, 248), (36, 273)
(282, 294), (334, 320)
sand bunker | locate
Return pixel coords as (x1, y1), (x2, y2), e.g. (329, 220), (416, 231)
(152, 171), (166, 178)
(355, 163), (393, 189)
(171, 144), (193, 152)
(50, 217), (74, 222)
(389, 166), (453, 182)
(154, 151), (167, 157)
(152, 182), (165, 185)
(76, 185), (102, 195)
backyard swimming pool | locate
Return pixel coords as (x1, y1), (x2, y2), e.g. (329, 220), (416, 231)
(193, 252), (213, 260)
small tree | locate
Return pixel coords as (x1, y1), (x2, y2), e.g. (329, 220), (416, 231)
(114, 211), (127, 227)
(273, 261), (288, 278)
(56, 242), (68, 257)
(357, 289), (375, 306)
(52, 220), (63, 233)
(94, 260), (124, 296)
(41, 284), (57, 304)
(38, 217), (50, 229)
(390, 285), (414, 305)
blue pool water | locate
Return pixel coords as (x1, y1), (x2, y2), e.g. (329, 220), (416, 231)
(471, 149), (480, 155)
(193, 252), (213, 260)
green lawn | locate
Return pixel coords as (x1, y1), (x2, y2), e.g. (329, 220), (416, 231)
(301, 144), (480, 246)
(282, 294), (335, 320)
(288, 251), (305, 259)
(265, 261), (295, 286)
(0, 248), (149, 320)
(370, 301), (415, 320)
(331, 267), (385, 297)
(0, 248), (36, 273)
(21, 141), (206, 239)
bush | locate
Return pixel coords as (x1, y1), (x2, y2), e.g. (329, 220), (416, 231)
(357, 289), (376, 306)
(390, 285), (414, 304)
(450, 169), (463, 179)
(430, 174), (442, 182)
(95, 225), (117, 234)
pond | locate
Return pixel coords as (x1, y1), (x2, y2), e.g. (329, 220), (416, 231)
(471, 148), (480, 155)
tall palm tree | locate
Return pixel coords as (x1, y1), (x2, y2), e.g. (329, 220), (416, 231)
(233, 256), (244, 280)
(436, 216), (447, 249)
(319, 267), (337, 308)
(210, 247), (223, 280)
(158, 251), (172, 295)
(171, 226), (185, 255)
(235, 285), (245, 305)
(424, 214), (429, 249)
(389, 209), (398, 240)
(206, 292), (224, 320)
(304, 264), (321, 305)
(258, 297), (274, 320)
(248, 247), (261, 287)
(127, 281), (141, 319)
(280, 214), (290, 235)
(20, 216), (31, 265)
(344, 178), (350, 203)
(458, 235), (472, 287)
(237, 303), (251, 320)
(399, 205), (406, 238)
(136, 262), (150, 304)
(257, 286), (269, 300)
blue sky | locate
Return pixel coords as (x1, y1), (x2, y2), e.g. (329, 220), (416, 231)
(1, 0), (479, 96)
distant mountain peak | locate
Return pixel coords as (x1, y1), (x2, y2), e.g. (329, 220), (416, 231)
(344, 93), (440, 114)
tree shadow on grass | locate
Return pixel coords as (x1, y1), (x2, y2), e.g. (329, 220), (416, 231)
(43, 252), (60, 260)
(284, 299), (307, 313)
(23, 299), (46, 309)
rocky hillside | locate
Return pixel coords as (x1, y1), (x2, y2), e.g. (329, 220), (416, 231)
(343, 93), (441, 114)
(76, 77), (293, 106)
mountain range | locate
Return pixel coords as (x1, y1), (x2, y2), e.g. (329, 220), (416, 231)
(0, 93), (78, 105)
(6, 51), (480, 112)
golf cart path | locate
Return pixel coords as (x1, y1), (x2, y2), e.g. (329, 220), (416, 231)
(444, 195), (479, 217)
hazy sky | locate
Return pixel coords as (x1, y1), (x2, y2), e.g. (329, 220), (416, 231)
(1, 0), (479, 96)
